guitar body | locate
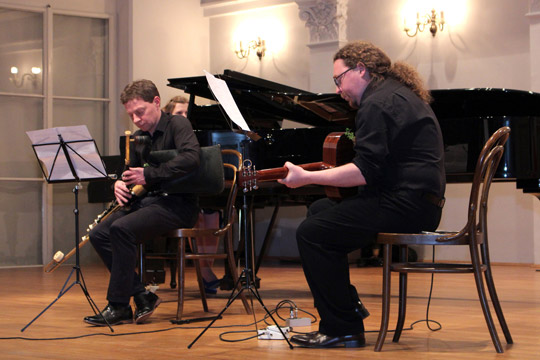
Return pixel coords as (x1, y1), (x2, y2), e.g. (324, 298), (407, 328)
(322, 132), (357, 201)
(240, 131), (356, 201)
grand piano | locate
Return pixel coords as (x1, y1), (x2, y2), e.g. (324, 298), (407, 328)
(166, 70), (540, 276)
(168, 70), (540, 195)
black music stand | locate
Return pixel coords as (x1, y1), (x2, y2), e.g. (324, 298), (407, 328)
(21, 125), (112, 332)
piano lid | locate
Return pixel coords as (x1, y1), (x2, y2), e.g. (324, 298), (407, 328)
(431, 88), (540, 118)
(167, 69), (355, 130)
(431, 87), (540, 183)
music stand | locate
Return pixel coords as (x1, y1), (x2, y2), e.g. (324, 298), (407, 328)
(21, 125), (113, 332)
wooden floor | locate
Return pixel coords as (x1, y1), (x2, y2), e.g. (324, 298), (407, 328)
(0, 262), (538, 359)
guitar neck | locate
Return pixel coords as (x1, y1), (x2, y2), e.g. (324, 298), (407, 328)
(248, 162), (329, 183)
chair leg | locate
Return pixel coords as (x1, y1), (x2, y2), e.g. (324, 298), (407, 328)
(169, 260), (177, 289)
(167, 238), (178, 289)
(393, 272), (407, 342)
(393, 246), (408, 342)
(484, 264), (513, 344)
(481, 244), (513, 344)
(375, 243), (392, 352)
(470, 245), (504, 353)
(190, 238), (209, 312)
(176, 237), (186, 320)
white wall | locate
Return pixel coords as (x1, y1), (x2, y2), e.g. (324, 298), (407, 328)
(347, 0), (531, 90)
(130, 0), (210, 103)
(207, 2), (310, 90)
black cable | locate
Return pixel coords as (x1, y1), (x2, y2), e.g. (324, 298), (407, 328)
(0, 316), (270, 341)
(412, 245), (442, 332)
(365, 245), (442, 334)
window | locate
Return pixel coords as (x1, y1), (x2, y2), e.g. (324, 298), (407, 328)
(0, 6), (112, 266)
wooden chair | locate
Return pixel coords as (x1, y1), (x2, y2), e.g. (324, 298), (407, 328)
(146, 149), (251, 320)
(374, 126), (513, 353)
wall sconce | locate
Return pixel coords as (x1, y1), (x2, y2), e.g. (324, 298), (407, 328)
(404, 9), (445, 37)
(10, 66), (42, 87)
(235, 37), (266, 60)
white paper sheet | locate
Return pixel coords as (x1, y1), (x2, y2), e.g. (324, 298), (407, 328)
(204, 70), (251, 132)
(26, 125), (107, 182)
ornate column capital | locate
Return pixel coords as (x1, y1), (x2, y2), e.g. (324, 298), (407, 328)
(295, 0), (348, 44)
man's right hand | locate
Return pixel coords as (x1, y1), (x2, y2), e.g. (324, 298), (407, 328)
(114, 180), (132, 205)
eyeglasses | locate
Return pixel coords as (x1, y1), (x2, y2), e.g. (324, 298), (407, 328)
(333, 67), (355, 88)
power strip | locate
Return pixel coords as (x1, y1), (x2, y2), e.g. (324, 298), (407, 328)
(286, 317), (311, 327)
(257, 325), (290, 340)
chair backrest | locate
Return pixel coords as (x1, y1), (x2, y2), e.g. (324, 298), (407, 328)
(220, 149), (242, 231)
(440, 126), (510, 243)
(157, 145), (225, 195)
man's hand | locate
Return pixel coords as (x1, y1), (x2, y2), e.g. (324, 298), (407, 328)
(121, 167), (146, 186)
(114, 180), (132, 205)
(277, 162), (310, 188)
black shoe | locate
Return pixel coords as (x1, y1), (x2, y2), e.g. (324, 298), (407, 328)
(84, 303), (133, 326)
(133, 291), (162, 324)
(349, 284), (370, 319)
(290, 331), (366, 348)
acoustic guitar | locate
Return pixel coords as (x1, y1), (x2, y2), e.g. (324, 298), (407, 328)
(239, 132), (357, 201)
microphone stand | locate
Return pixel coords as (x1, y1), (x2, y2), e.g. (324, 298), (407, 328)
(186, 156), (293, 349)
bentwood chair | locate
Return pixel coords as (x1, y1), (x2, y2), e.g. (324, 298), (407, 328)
(375, 126), (513, 353)
(146, 148), (251, 320)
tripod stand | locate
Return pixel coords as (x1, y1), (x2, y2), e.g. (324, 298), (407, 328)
(22, 126), (111, 332)
(187, 192), (293, 349)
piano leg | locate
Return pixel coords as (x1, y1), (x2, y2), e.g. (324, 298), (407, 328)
(255, 199), (281, 274)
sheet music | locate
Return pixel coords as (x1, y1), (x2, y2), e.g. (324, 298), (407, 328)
(26, 125), (107, 182)
(204, 70), (251, 132)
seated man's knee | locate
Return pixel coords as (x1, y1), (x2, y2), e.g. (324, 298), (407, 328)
(296, 217), (320, 247)
(306, 198), (335, 217)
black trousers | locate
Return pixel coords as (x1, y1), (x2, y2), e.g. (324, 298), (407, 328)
(296, 188), (442, 336)
(89, 194), (198, 304)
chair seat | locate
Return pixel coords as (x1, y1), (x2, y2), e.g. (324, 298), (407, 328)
(391, 262), (486, 273)
(377, 231), (479, 246)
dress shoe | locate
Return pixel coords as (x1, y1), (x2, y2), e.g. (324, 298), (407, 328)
(349, 284), (370, 319)
(290, 331), (366, 348)
(84, 303), (133, 326)
(133, 291), (162, 324)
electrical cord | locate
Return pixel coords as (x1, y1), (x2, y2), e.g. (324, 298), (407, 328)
(218, 299), (317, 342)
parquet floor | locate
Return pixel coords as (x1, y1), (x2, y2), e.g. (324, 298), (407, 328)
(0, 262), (539, 359)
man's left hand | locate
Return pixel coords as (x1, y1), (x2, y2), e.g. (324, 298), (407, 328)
(122, 167), (146, 185)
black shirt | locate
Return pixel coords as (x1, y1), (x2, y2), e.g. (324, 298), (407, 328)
(133, 111), (201, 188)
(352, 78), (446, 198)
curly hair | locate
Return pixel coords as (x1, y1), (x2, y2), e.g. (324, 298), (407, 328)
(333, 41), (432, 103)
(162, 95), (189, 113)
(120, 79), (160, 104)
